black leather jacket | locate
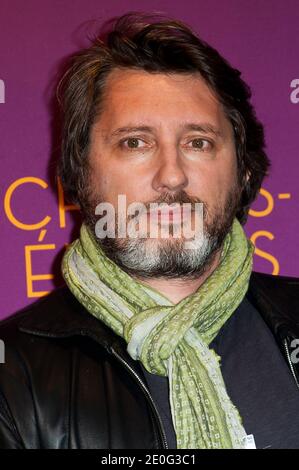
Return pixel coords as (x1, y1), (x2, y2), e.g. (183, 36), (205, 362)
(0, 271), (299, 449)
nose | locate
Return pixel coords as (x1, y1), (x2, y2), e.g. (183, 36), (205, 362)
(151, 146), (188, 194)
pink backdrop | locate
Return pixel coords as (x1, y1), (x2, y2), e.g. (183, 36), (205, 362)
(0, 0), (298, 319)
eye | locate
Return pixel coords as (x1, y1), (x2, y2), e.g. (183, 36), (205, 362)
(185, 138), (213, 151)
(120, 137), (147, 150)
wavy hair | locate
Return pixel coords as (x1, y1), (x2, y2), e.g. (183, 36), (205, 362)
(56, 11), (270, 225)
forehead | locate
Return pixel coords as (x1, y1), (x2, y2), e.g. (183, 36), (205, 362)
(95, 68), (230, 133)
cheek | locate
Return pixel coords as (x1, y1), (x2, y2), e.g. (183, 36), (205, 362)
(216, 148), (238, 184)
(90, 155), (117, 197)
(91, 161), (142, 205)
(189, 160), (237, 204)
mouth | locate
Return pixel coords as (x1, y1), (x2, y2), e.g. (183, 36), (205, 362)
(148, 207), (182, 224)
(146, 206), (197, 226)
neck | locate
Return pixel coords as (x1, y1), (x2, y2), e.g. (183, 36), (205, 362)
(134, 248), (222, 304)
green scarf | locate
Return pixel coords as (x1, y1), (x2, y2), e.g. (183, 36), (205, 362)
(61, 217), (254, 449)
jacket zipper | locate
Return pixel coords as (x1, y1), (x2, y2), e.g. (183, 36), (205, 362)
(283, 338), (299, 389)
(110, 346), (169, 449)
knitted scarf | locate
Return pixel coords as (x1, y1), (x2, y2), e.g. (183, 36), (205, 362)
(61, 217), (254, 449)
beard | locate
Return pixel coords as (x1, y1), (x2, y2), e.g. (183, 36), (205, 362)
(80, 182), (241, 280)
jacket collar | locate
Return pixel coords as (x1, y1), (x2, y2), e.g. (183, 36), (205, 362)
(247, 271), (299, 340)
(18, 284), (120, 353)
(18, 270), (299, 349)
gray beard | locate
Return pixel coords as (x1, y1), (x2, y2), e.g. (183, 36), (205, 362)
(82, 187), (240, 280)
(98, 225), (220, 280)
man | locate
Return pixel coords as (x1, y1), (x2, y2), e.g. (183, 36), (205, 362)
(1, 11), (299, 450)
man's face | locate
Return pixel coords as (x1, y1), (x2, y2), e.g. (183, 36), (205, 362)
(83, 68), (241, 278)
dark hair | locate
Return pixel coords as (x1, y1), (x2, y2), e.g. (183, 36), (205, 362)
(56, 11), (270, 225)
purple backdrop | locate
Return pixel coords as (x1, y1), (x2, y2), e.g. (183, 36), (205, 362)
(0, 0), (298, 320)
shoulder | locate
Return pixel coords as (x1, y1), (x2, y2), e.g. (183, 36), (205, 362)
(0, 285), (74, 342)
(248, 271), (299, 336)
(0, 285), (98, 385)
(0, 283), (118, 360)
(249, 271), (299, 310)
(0, 286), (79, 380)
(250, 270), (299, 288)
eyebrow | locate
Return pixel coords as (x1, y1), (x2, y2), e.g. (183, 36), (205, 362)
(108, 122), (224, 140)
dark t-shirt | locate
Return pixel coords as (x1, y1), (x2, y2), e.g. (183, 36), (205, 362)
(140, 294), (299, 449)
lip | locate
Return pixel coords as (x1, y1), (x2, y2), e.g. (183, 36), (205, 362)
(147, 207), (185, 223)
